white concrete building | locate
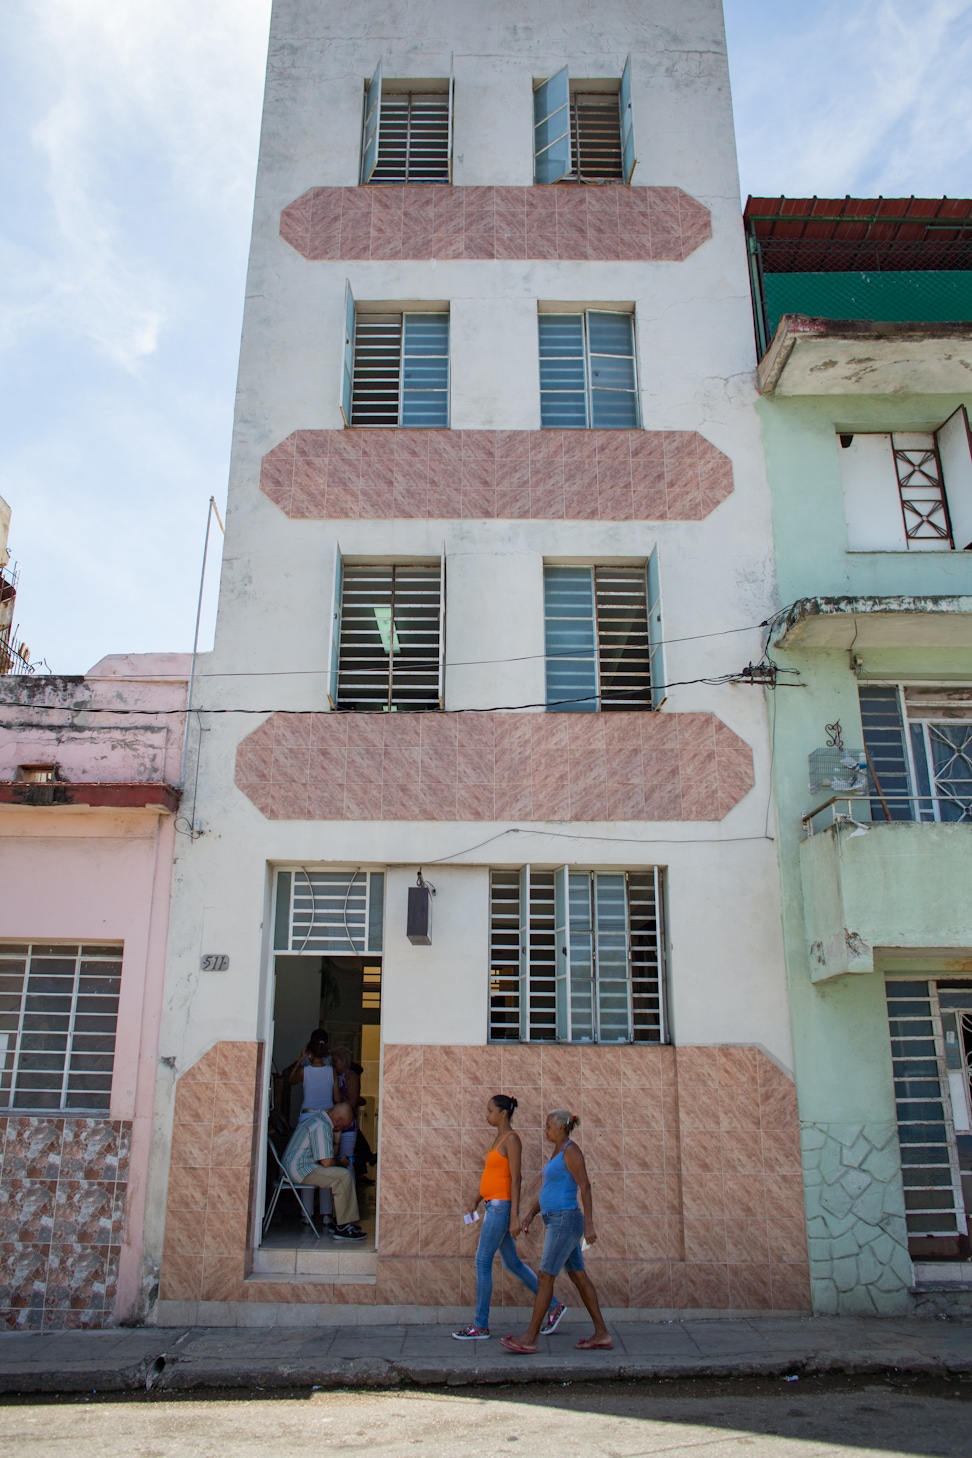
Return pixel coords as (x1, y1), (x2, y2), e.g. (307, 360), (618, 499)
(149, 0), (807, 1326)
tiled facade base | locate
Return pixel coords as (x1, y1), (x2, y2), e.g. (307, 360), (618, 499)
(260, 429), (733, 523)
(155, 1042), (809, 1321)
(279, 185), (711, 263)
(377, 1044), (810, 1311)
(0, 1117), (131, 1330)
(801, 1121), (912, 1316)
(235, 711), (754, 823)
(158, 1042), (264, 1307)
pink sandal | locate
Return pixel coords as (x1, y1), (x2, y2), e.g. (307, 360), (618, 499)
(500, 1335), (539, 1355)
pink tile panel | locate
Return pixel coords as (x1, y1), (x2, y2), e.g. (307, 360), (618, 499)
(279, 186), (711, 263)
(376, 1042), (808, 1310)
(260, 429), (733, 522)
(157, 1041), (264, 1309)
(0, 1117), (131, 1331)
(235, 710), (754, 823)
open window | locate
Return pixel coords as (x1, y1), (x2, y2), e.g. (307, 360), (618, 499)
(344, 295), (450, 428)
(538, 310), (639, 429)
(533, 58), (636, 185)
(543, 563), (655, 712)
(488, 867), (665, 1044)
(859, 684), (972, 823)
(838, 409), (972, 552)
(360, 60), (453, 184)
(332, 560), (443, 712)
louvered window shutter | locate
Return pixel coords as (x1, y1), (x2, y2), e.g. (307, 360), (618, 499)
(438, 543), (447, 708)
(361, 60), (382, 182)
(594, 566), (651, 710)
(340, 282), (355, 426)
(447, 69), (455, 182)
(937, 406), (972, 550)
(646, 548), (665, 710)
(533, 67), (571, 184)
(538, 315), (588, 428)
(554, 866), (572, 1041)
(619, 54), (636, 184)
(544, 565), (598, 711)
(401, 314), (450, 426)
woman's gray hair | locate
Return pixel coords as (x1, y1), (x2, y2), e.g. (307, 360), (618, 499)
(548, 1108), (580, 1135)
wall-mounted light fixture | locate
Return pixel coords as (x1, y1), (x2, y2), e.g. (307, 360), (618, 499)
(407, 869), (436, 945)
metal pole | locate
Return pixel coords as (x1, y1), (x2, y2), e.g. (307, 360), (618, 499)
(179, 496), (223, 789)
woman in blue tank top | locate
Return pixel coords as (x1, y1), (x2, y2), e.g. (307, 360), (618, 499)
(500, 1110), (611, 1354)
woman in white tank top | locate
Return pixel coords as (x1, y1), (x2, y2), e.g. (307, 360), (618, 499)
(288, 1028), (337, 1124)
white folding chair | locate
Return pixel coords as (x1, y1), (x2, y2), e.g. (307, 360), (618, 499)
(263, 1135), (322, 1239)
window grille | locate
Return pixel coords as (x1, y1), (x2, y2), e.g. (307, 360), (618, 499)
(885, 980), (969, 1246)
(0, 943), (122, 1112)
(350, 312), (449, 428)
(538, 312), (639, 429)
(273, 870), (385, 955)
(488, 867), (664, 1044)
(361, 62), (453, 185)
(893, 436), (952, 546)
(569, 95), (623, 181)
(533, 59), (635, 185)
(370, 93), (451, 183)
(336, 564), (442, 712)
(860, 685), (972, 822)
(543, 565), (652, 712)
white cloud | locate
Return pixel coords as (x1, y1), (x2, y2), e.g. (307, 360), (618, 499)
(728, 0), (972, 199)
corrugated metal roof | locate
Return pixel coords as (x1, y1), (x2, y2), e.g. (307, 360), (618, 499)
(744, 196), (972, 272)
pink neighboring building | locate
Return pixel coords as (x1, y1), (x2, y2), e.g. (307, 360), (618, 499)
(0, 653), (187, 1329)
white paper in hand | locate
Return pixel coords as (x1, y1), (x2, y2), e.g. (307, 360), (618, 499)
(463, 1211), (480, 1225)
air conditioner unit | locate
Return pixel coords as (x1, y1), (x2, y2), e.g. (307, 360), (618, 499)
(808, 747), (867, 796)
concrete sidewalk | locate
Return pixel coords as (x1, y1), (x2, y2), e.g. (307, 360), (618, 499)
(1, 1316), (971, 1393)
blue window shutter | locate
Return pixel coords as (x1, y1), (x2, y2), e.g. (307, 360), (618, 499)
(401, 313), (450, 427)
(327, 543), (343, 708)
(858, 685), (914, 821)
(587, 311), (639, 429)
(340, 281), (355, 426)
(538, 314), (587, 428)
(619, 54), (636, 184)
(646, 548), (665, 710)
(544, 565), (597, 711)
(361, 60), (382, 183)
(533, 67), (571, 184)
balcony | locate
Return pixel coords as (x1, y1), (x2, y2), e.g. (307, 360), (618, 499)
(799, 808), (972, 981)
(771, 596), (972, 650)
(756, 315), (972, 398)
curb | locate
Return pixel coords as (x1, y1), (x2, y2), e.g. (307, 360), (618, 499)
(3, 1350), (972, 1395)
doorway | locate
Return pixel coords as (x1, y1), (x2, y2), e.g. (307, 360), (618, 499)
(263, 954), (382, 1258)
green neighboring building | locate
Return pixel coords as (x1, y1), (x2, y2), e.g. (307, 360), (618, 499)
(747, 196), (972, 1314)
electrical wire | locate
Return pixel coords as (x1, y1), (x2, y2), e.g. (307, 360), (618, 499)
(424, 825), (776, 864)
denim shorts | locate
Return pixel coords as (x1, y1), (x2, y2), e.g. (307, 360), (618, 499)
(539, 1207), (585, 1276)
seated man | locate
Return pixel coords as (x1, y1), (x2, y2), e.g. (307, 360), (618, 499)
(281, 1101), (365, 1241)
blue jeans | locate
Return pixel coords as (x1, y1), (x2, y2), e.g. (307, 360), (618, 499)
(539, 1208), (585, 1277)
(474, 1200), (554, 1331)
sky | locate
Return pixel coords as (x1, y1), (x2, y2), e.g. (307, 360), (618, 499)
(2, 0), (972, 674)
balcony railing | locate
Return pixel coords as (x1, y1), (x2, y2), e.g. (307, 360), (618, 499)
(0, 634), (32, 675)
(803, 794), (972, 836)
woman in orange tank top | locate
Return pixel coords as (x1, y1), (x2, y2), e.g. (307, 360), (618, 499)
(452, 1096), (565, 1340)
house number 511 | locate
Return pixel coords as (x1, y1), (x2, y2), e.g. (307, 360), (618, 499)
(200, 954), (230, 971)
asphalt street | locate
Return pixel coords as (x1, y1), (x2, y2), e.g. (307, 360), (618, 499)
(2, 1377), (971, 1457)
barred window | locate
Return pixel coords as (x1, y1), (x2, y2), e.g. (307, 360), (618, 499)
(533, 60), (636, 185)
(489, 868), (665, 1044)
(334, 563), (443, 712)
(361, 63), (452, 185)
(0, 943), (122, 1112)
(348, 311), (450, 429)
(273, 870), (385, 955)
(544, 565), (653, 712)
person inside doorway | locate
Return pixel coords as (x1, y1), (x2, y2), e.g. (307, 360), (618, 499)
(289, 1027), (336, 1123)
(280, 1101), (365, 1241)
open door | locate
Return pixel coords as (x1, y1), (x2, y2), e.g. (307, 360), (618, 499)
(937, 406), (972, 551)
